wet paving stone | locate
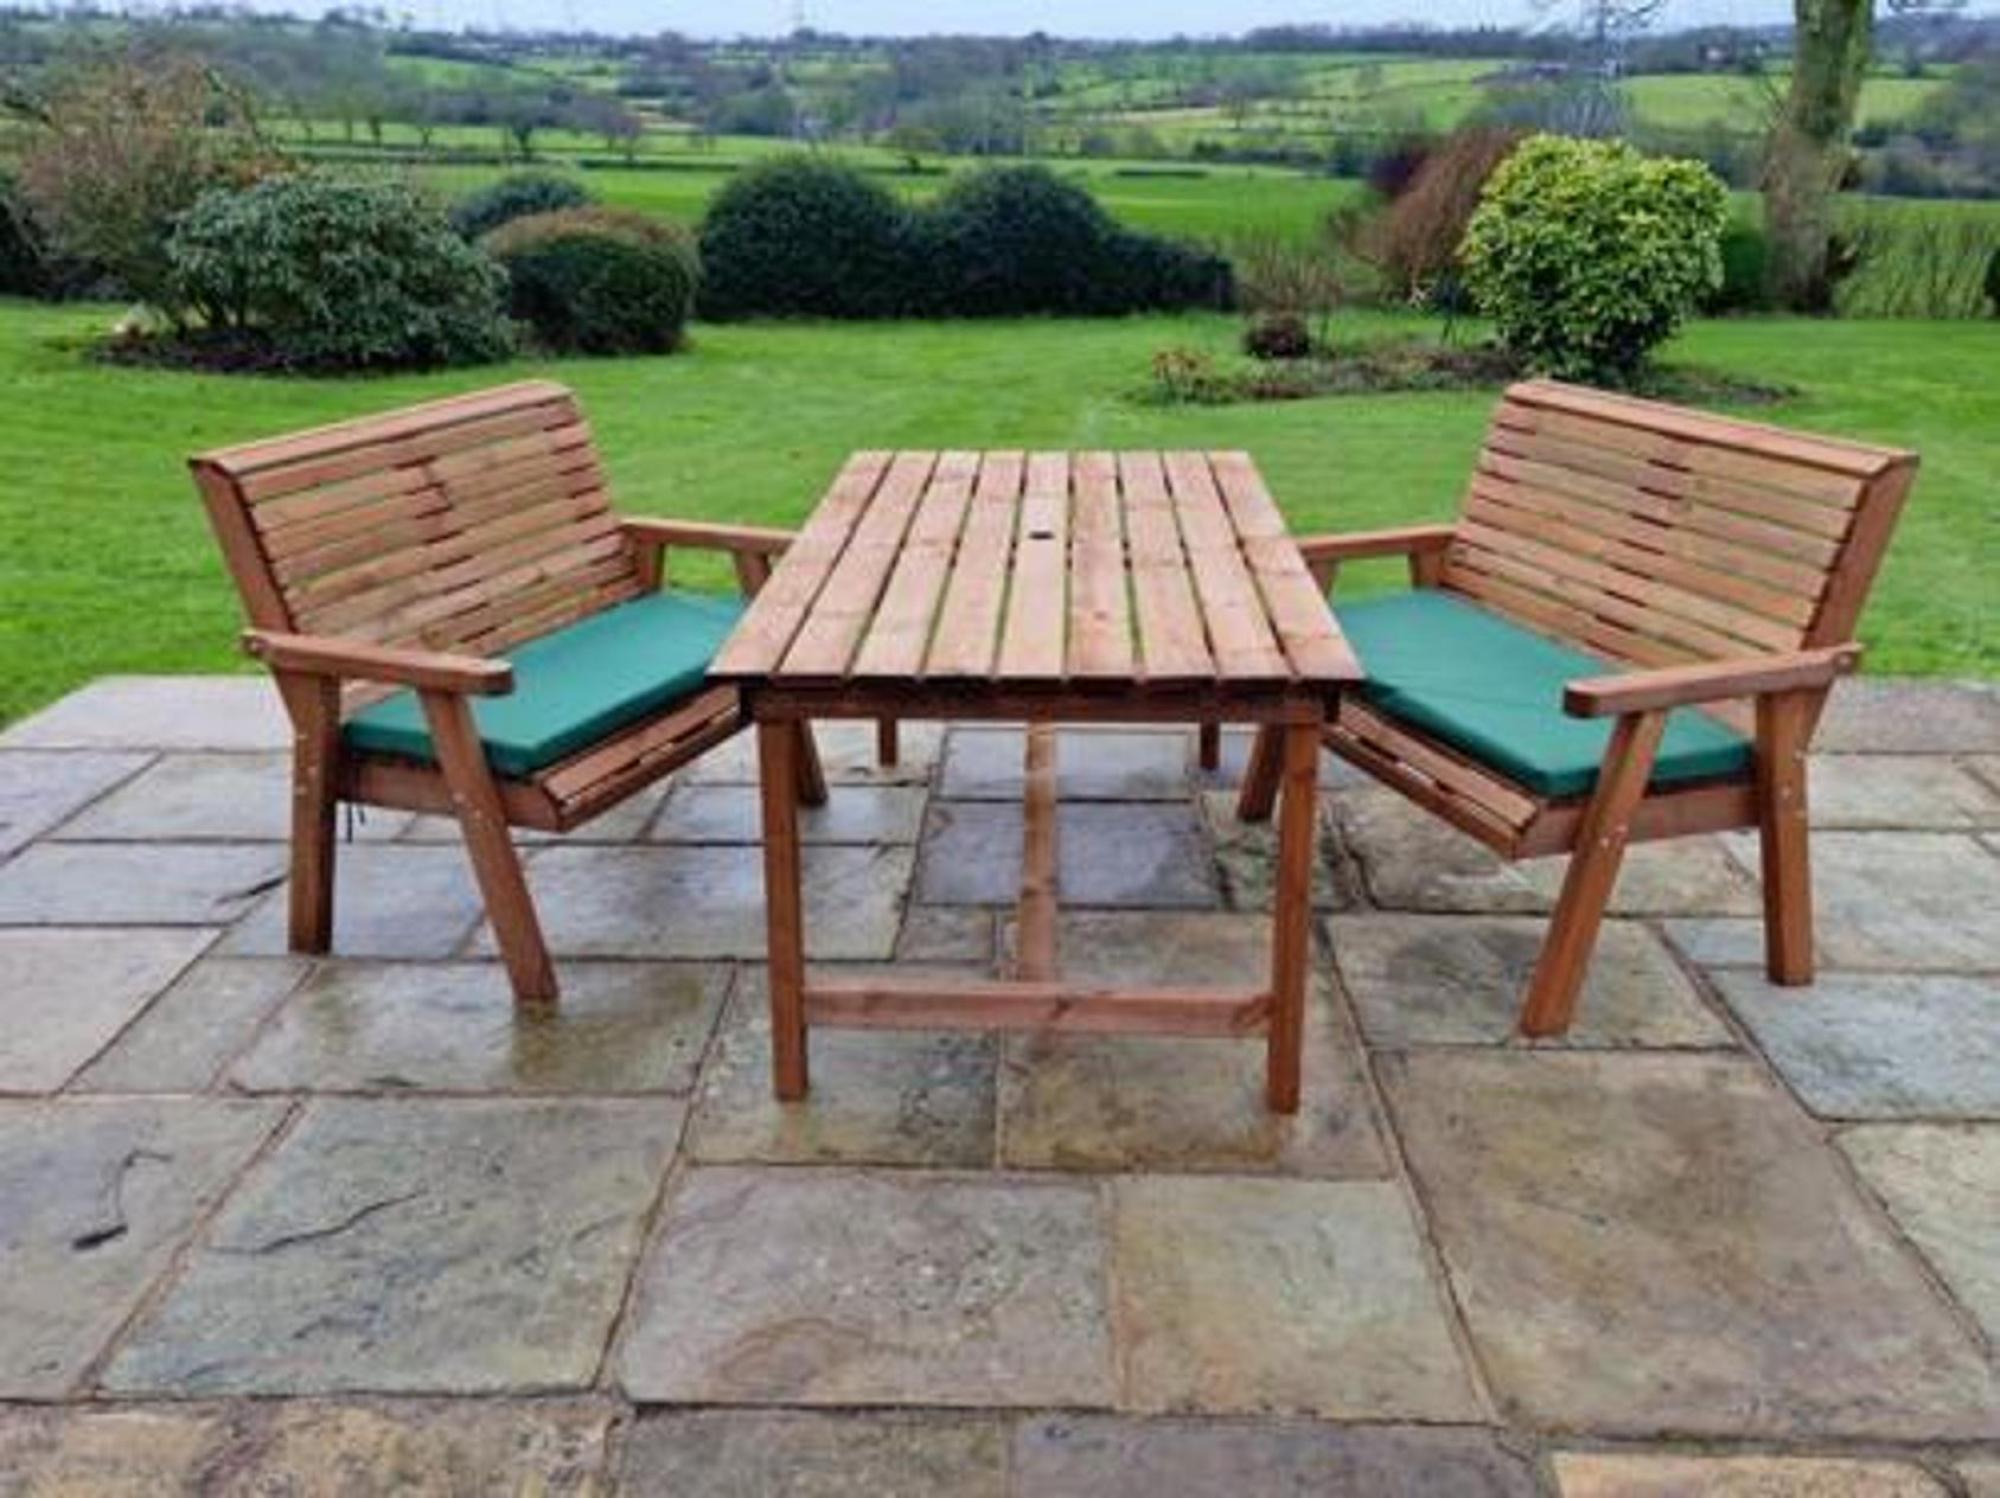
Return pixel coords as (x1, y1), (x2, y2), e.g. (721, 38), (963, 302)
(649, 784), (927, 845)
(1109, 1175), (1479, 1420)
(1012, 1416), (1541, 1497)
(1715, 972), (2000, 1118)
(0, 749), (152, 860)
(617, 1167), (1114, 1407)
(1335, 788), (1759, 916)
(0, 1097), (284, 1397)
(0, 927), (216, 1092)
(894, 905), (996, 964)
(1380, 1050), (2000, 1438)
(686, 970), (997, 1168)
(1962, 1459), (2000, 1497)
(917, 801), (1217, 908)
(996, 913), (1386, 1177)
(484, 844), (912, 960)
(1814, 679), (2000, 755)
(50, 752), (412, 843)
(0, 1398), (617, 1495)
(0, 843), (287, 927)
(218, 845), (487, 960)
(939, 728), (1192, 800)
(1840, 1124), (2000, 1343)
(104, 1098), (679, 1396)
(1552, 1452), (1947, 1496)
(1200, 791), (1353, 912)
(681, 721), (944, 786)
(1331, 914), (1730, 1049)
(617, 1410), (1005, 1497)
(0, 677), (289, 752)
(229, 961), (730, 1095)
(1807, 754), (2000, 830)
(74, 956), (311, 1094)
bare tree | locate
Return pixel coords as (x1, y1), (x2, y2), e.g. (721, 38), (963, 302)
(1766, 0), (1874, 311)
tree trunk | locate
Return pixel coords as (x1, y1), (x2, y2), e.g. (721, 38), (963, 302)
(1766, 0), (1874, 312)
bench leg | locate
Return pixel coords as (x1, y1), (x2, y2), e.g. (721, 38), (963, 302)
(759, 720), (809, 1100)
(794, 721), (828, 808)
(1197, 721), (1222, 772)
(280, 673), (340, 955)
(420, 691), (558, 1006)
(876, 718), (899, 768)
(1519, 711), (1666, 1038)
(1266, 721), (1319, 1113)
(1236, 725), (1284, 823)
(1758, 689), (1817, 985)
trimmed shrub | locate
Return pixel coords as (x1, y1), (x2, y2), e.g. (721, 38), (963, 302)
(0, 171), (48, 297)
(1705, 215), (1772, 314)
(486, 207), (700, 355)
(166, 176), (513, 371)
(450, 172), (594, 240)
(1461, 135), (1727, 383)
(698, 157), (913, 320)
(1987, 245), (2000, 318)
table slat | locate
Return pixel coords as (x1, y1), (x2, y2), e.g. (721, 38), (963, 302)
(926, 452), (1024, 677)
(996, 452), (1072, 680)
(1119, 451), (1213, 681)
(779, 451), (936, 678)
(850, 451), (978, 679)
(1067, 451), (1134, 678)
(1163, 451), (1290, 681)
(1211, 451), (1363, 682)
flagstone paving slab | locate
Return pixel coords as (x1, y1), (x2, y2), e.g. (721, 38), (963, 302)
(649, 784), (927, 845)
(229, 961), (730, 1096)
(681, 721), (944, 786)
(617, 1410), (1006, 1497)
(218, 845), (487, 960)
(1331, 914), (1730, 1049)
(476, 845), (912, 960)
(1815, 679), (2000, 754)
(1840, 1124), (2000, 1342)
(0, 1399), (618, 1496)
(1193, 726), (1368, 792)
(1551, 1453), (1948, 1496)
(1012, 1416), (1541, 1497)
(0, 676), (289, 752)
(74, 956), (311, 1094)
(1110, 1175), (1478, 1419)
(894, 905), (996, 964)
(0, 842), (287, 927)
(617, 1168), (1114, 1407)
(1379, 1050), (2000, 1438)
(0, 749), (152, 860)
(917, 800), (1218, 908)
(103, 1098), (679, 1396)
(1334, 788), (1759, 916)
(0, 1097), (284, 1397)
(685, 971), (997, 1168)
(996, 913), (1386, 1176)
(1807, 754), (2000, 829)
(1715, 972), (2000, 1118)
(0, 927), (216, 1092)
(50, 752), (412, 843)
(939, 727), (1193, 800)
(1962, 1460), (2000, 1497)
(1200, 790), (1354, 911)
(1721, 831), (2000, 970)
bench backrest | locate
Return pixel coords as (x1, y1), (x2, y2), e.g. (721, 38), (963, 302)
(192, 382), (642, 703)
(1444, 380), (1918, 671)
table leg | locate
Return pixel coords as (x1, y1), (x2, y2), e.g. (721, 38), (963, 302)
(758, 719), (809, 1099)
(1016, 723), (1059, 982)
(1266, 720), (1319, 1113)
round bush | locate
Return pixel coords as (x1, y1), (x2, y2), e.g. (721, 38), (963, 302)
(698, 157), (914, 320)
(1705, 215), (1772, 314)
(167, 176), (513, 371)
(0, 171), (48, 296)
(486, 207), (699, 355)
(1461, 135), (1728, 383)
(450, 172), (594, 240)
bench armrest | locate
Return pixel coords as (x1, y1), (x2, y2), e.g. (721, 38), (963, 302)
(244, 630), (514, 697)
(1293, 525), (1457, 564)
(620, 518), (795, 556)
(1564, 646), (1860, 719)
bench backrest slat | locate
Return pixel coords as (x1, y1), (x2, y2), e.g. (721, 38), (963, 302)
(1443, 380), (1916, 671)
(192, 382), (642, 708)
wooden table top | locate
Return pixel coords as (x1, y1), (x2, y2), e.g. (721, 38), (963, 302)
(710, 450), (1361, 701)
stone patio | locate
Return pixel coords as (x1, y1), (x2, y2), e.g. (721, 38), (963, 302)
(1, 674), (1997, 1494)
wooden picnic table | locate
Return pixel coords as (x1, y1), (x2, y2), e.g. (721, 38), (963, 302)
(709, 450), (1362, 1113)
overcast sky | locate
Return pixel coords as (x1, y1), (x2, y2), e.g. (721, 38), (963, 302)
(414, 0), (1811, 39)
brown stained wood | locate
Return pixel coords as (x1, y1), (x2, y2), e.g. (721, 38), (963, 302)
(1290, 524), (1460, 563)
(1068, 452), (1134, 679)
(1164, 452), (1288, 681)
(1210, 456), (1362, 682)
(1235, 725), (1285, 823)
(1758, 689), (1819, 985)
(758, 720), (809, 1100)
(274, 671), (340, 955)
(1517, 710), (1667, 1038)
(1120, 451), (1213, 682)
(924, 451), (1024, 678)
(851, 451), (977, 679)
(806, 979), (1271, 1037)
(1564, 646), (1858, 718)
(996, 453), (1073, 679)
(419, 689), (557, 1005)
(1336, 698), (1541, 827)
(1198, 721), (1222, 771)
(781, 451), (938, 679)
(538, 686), (740, 803)
(243, 630), (513, 695)
(1266, 721), (1319, 1114)
(1807, 460), (1919, 650)
(876, 718), (899, 767)
(1016, 723), (1059, 982)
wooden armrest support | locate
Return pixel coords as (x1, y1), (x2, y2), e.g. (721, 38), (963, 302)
(620, 517), (795, 556)
(1564, 646), (1860, 719)
(1294, 525), (1457, 564)
(244, 630), (514, 696)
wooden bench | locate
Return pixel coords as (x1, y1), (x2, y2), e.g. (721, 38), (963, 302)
(192, 380), (831, 1004)
(1237, 379), (1918, 1036)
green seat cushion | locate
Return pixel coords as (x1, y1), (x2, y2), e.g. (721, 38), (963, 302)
(343, 590), (745, 780)
(1337, 590), (1752, 800)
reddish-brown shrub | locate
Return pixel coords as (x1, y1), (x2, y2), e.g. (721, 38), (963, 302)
(1352, 127), (1525, 304)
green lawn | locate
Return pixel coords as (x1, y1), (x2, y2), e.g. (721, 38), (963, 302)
(0, 304), (1992, 725)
